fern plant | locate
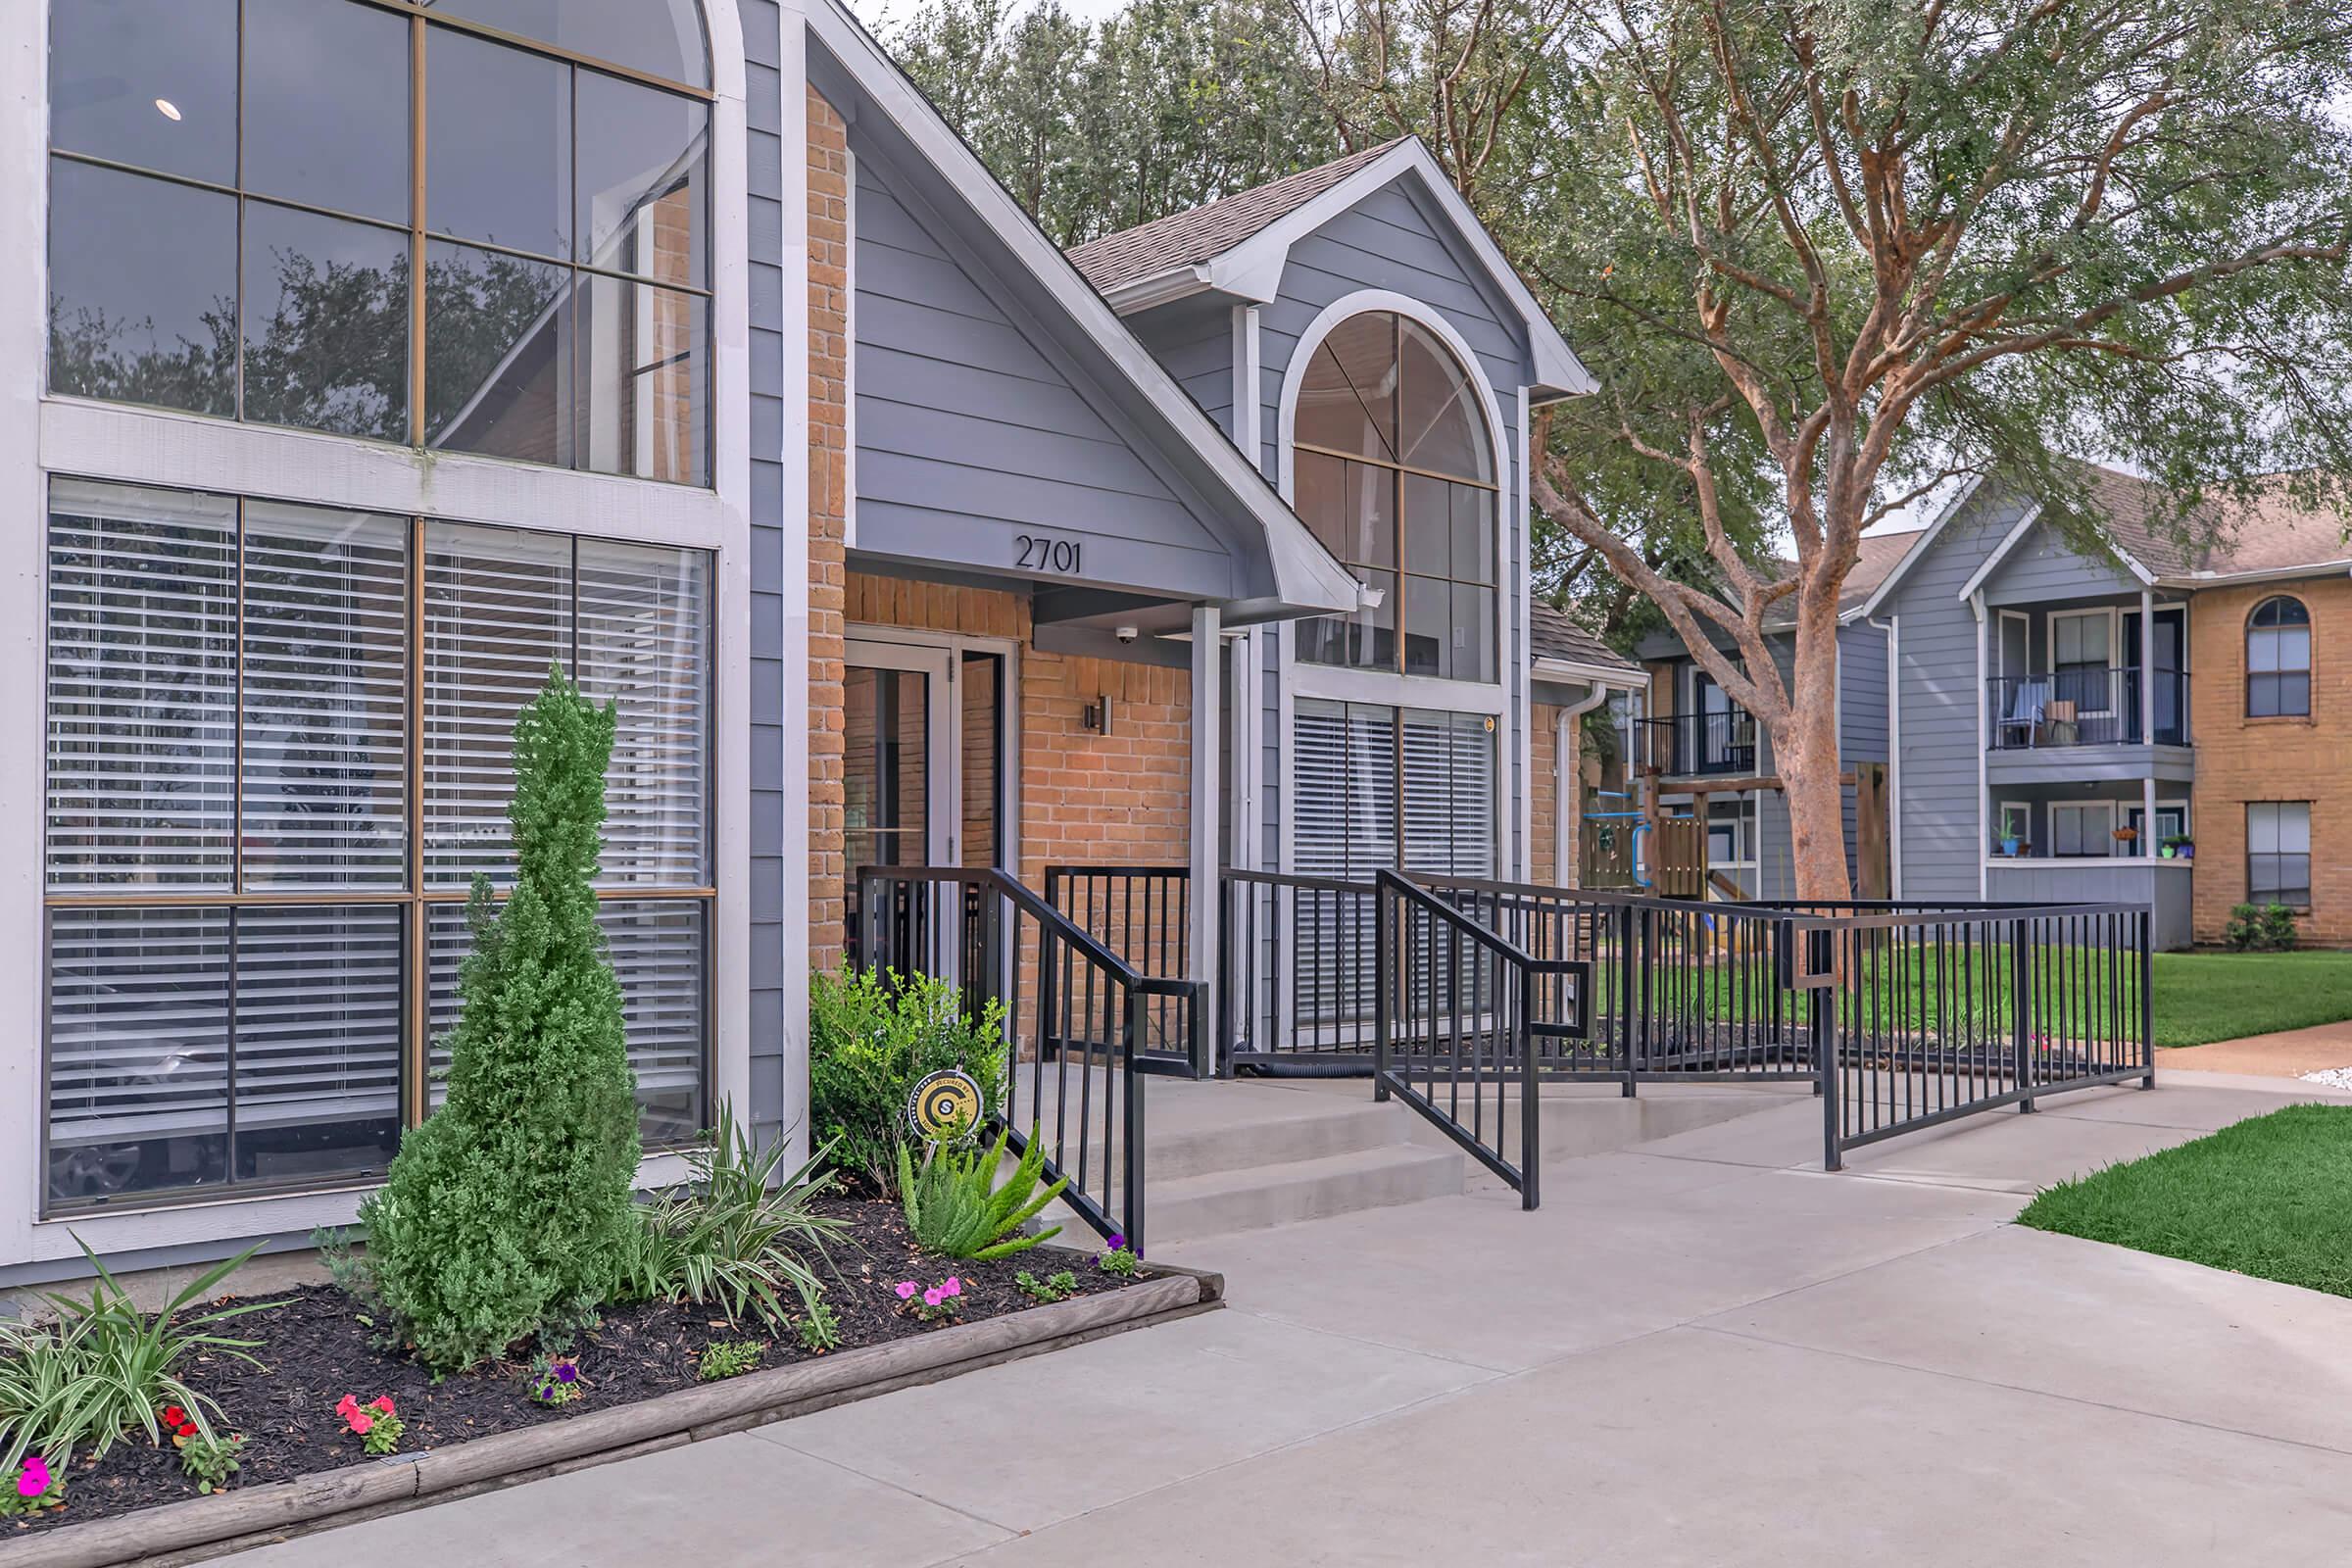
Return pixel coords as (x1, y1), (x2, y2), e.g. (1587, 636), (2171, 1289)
(896, 1125), (1066, 1261)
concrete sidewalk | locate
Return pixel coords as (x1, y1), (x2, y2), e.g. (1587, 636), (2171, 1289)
(230, 1074), (2352, 1567)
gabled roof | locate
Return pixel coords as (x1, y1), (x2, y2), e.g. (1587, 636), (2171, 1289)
(1530, 605), (1642, 678)
(1066, 137), (1594, 398)
(804, 0), (1368, 619)
(1067, 140), (1406, 295)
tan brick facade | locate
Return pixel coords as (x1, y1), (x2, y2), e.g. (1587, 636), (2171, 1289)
(2188, 573), (2352, 948)
(808, 91), (852, 968)
(1531, 703), (1559, 883)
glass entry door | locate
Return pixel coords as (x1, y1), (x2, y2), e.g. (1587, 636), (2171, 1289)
(844, 640), (957, 967)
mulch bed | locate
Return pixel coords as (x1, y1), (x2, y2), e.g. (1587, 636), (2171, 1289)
(7, 1200), (1143, 1538)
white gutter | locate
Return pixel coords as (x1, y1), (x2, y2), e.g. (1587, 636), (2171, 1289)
(1970, 591), (1988, 902)
(2154, 558), (2352, 590)
(1554, 683), (1615, 887)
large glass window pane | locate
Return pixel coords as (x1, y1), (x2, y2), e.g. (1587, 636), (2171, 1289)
(242, 0), (411, 223)
(427, 897), (708, 1141)
(241, 202), (412, 441)
(425, 26), (571, 261)
(579, 540), (710, 887)
(230, 906), (404, 1182)
(576, 73), (708, 287)
(423, 240), (572, 466)
(1298, 569), (1396, 671)
(423, 0), (710, 89)
(1293, 700), (1397, 878)
(1451, 583), (1496, 684)
(48, 159), (237, 416)
(602, 900), (706, 1143)
(1402, 473), (1451, 578)
(1401, 709), (1494, 877)
(47, 481), (238, 888)
(1402, 574), (1448, 678)
(1450, 485), (1494, 583)
(47, 906), (231, 1205)
(576, 273), (708, 486)
(1295, 317), (1396, 462)
(1397, 319), (1494, 483)
(422, 522), (574, 886)
(240, 504), (409, 889)
(50, 0), (238, 183)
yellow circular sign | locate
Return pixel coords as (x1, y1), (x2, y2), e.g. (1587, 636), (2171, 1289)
(907, 1068), (984, 1145)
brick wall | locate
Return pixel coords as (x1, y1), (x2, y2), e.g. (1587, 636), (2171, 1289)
(2188, 574), (2352, 948)
(1531, 703), (1558, 883)
(808, 91), (851, 967)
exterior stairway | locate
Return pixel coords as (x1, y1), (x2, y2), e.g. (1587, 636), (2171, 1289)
(1022, 1070), (1805, 1248)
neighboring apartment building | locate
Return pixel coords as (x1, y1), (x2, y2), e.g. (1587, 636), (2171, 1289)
(1625, 532), (1913, 898)
(1863, 469), (2350, 950)
(9, 0), (1631, 1279)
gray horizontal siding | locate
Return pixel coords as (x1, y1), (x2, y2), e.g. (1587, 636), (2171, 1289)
(1129, 295), (1236, 439)
(1983, 521), (2138, 606)
(1885, 492), (2034, 901)
(851, 142), (1235, 594)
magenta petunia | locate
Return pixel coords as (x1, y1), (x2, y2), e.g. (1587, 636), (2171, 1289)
(894, 1280), (918, 1299)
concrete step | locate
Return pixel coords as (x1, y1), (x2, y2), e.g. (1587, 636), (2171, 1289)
(1015, 1069), (1419, 1181)
(1136, 1142), (1467, 1246)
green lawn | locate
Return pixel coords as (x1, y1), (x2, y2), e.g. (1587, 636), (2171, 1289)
(2017, 1103), (2352, 1297)
(2147, 950), (2352, 1048)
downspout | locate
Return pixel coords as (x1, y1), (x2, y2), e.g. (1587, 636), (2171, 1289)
(1868, 612), (1900, 897)
(1970, 591), (1988, 902)
(1557, 684), (1613, 886)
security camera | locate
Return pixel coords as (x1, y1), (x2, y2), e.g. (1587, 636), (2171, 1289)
(1113, 625), (1140, 644)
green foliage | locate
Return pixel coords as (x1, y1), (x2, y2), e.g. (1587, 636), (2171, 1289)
(1014, 1269), (1080, 1303)
(697, 1341), (766, 1382)
(177, 1431), (245, 1494)
(616, 1102), (849, 1328)
(0, 1239), (276, 1468)
(797, 1301), (843, 1353)
(2224, 903), (2302, 953)
(525, 1355), (585, 1406)
(897, 1126), (1067, 1262)
(0, 1457), (63, 1516)
(810, 965), (1008, 1194)
(360, 665), (643, 1372)
(1096, 1245), (1141, 1278)
(2021, 1104), (2352, 1297)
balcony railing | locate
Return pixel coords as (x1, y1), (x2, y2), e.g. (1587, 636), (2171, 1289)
(1632, 711), (1758, 777)
(1986, 668), (2190, 750)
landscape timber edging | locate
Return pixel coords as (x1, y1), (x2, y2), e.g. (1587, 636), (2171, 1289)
(2, 1263), (1220, 1568)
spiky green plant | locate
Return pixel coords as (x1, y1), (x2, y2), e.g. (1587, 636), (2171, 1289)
(359, 665), (643, 1370)
(896, 1125), (1066, 1261)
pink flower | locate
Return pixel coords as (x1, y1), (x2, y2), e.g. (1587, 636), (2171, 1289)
(16, 1457), (48, 1498)
(370, 1396), (396, 1417)
(922, 1288), (943, 1308)
(941, 1277), (962, 1299)
(894, 1280), (918, 1300)
(349, 1412), (374, 1436)
(335, 1395), (359, 1419)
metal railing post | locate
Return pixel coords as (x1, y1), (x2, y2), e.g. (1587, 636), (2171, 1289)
(2137, 909), (2156, 1089)
(1617, 902), (1638, 1097)
(1518, 959), (1541, 1210)
(1121, 987), (1146, 1257)
(1372, 875), (1393, 1101)
(1814, 930), (1841, 1170)
(2012, 918), (2037, 1112)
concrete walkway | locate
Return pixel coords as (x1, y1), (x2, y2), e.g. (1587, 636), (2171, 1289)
(230, 1074), (2352, 1567)
(2158, 1020), (2352, 1078)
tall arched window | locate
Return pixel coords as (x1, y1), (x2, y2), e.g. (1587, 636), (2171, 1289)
(2247, 596), (2312, 716)
(47, 0), (712, 485)
(1293, 312), (1497, 682)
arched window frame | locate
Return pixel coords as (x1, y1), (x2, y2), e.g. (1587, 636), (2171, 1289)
(2246, 595), (2313, 717)
(1277, 295), (1509, 686)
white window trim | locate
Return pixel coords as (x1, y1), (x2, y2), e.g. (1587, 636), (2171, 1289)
(0, 0), (758, 1263)
(1995, 609), (2032, 678)
(841, 145), (858, 551)
(1995, 799), (2034, 851)
(1273, 288), (1516, 871)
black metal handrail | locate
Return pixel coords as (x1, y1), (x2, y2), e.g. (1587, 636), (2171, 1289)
(1044, 863), (1200, 1075)
(1219, 868), (1386, 1074)
(1373, 870), (1592, 1209)
(857, 864), (1201, 1254)
(1986, 667), (2190, 749)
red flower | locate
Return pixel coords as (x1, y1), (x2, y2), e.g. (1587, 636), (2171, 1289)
(369, 1396), (397, 1417)
(175, 1423), (197, 1439)
(160, 1405), (186, 1425)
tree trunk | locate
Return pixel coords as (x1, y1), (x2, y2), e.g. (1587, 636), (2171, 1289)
(1778, 600), (1854, 905)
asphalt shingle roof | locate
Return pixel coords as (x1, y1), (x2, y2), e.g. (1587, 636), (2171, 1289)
(1530, 604), (1641, 673)
(1067, 140), (1407, 294)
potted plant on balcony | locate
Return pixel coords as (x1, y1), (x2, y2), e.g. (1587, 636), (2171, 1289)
(2113, 825), (2138, 846)
(2161, 834), (2194, 860)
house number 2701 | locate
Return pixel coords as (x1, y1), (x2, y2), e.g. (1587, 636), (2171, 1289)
(1014, 533), (1083, 574)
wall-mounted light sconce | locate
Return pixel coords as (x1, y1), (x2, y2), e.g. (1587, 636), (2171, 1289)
(1083, 696), (1115, 735)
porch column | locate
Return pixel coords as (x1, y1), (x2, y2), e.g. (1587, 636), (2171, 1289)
(2140, 588), (2156, 860)
(1189, 602), (1222, 1077)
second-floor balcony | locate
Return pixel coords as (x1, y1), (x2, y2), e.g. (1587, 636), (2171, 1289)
(1987, 667), (2190, 750)
(1633, 710), (1758, 776)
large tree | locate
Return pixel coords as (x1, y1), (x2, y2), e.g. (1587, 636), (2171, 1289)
(1521, 0), (2352, 897)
